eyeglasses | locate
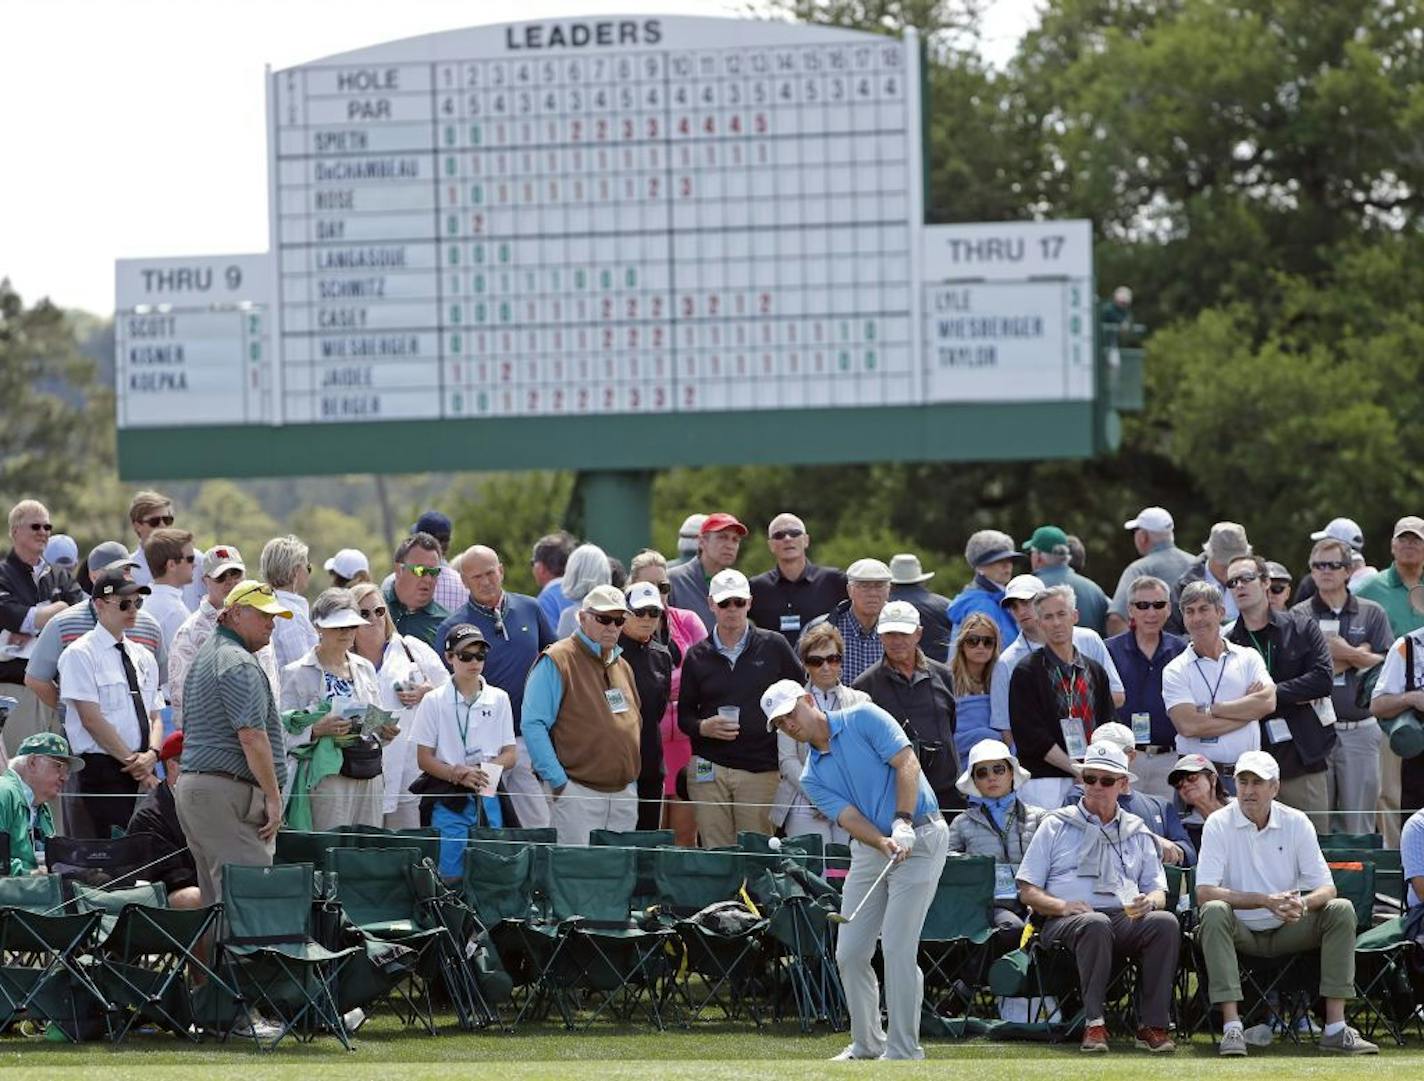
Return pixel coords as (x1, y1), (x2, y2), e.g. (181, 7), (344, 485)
(972, 763), (1010, 780)
(400, 562), (439, 577)
(453, 648), (489, 663)
(180, 554), (196, 564)
(716, 597), (749, 609)
(27, 522), (54, 533)
(630, 606), (662, 619)
(591, 613), (626, 627)
(111, 597), (144, 612)
(655, 582), (671, 595)
(1079, 773), (1121, 787)
(1310, 560), (1349, 572)
(1131, 600), (1169, 611)
(803, 653), (842, 668)
(1173, 773), (1205, 788)
(213, 568), (243, 584)
(962, 634), (995, 648)
(770, 529), (804, 541)
(140, 515), (174, 529)
(1268, 583), (1290, 595)
(1224, 572), (1260, 589)
(359, 606), (388, 621)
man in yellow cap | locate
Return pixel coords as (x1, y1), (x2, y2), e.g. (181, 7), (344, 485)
(174, 579), (292, 905)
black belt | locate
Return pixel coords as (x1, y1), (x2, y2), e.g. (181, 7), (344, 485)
(912, 811), (943, 828)
(190, 769), (258, 788)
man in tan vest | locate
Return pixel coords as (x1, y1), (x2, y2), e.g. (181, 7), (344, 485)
(521, 584), (643, 844)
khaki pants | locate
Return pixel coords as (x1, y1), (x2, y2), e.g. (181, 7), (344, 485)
(549, 778), (637, 846)
(1379, 739), (1403, 847)
(175, 772), (274, 906)
(1276, 769), (1328, 833)
(1197, 898), (1356, 1004)
(688, 761), (778, 849)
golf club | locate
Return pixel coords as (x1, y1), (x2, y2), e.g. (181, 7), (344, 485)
(828, 853), (897, 925)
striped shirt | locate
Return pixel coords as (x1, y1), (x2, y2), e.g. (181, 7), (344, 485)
(1402, 809), (1424, 908)
(179, 626), (286, 789)
(24, 599), (168, 726)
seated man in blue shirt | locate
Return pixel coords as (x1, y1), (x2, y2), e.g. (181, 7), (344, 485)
(762, 678), (948, 1062)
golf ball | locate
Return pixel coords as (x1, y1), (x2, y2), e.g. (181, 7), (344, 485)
(768, 837), (782, 851)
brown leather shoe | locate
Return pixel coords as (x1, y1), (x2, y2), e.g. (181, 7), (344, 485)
(1081, 1023), (1109, 1052)
(1134, 1026), (1176, 1053)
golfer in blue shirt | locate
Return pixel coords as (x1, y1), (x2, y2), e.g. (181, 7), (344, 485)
(761, 678), (948, 1060)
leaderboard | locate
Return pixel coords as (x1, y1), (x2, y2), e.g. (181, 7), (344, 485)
(271, 17), (923, 423)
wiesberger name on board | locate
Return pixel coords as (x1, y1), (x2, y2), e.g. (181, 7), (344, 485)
(124, 314), (189, 392)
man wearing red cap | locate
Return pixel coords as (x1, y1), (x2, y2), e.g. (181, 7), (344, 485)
(126, 731), (201, 908)
(667, 512), (747, 634)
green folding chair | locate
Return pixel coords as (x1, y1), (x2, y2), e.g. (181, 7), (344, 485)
(918, 854), (996, 1026)
(748, 855), (846, 1032)
(274, 829), (333, 869)
(329, 824), (443, 865)
(1319, 833), (1384, 852)
(590, 828), (674, 908)
(462, 840), (546, 1024)
(216, 862), (362, 1050)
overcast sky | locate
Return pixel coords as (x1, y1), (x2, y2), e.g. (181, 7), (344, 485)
(2, 0), (1039, 315)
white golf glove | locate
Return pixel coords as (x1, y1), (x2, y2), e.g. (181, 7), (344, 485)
(890, 819), (916, 855)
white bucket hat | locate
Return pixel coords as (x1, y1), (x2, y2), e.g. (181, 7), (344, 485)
(955, 738), (1031, 797)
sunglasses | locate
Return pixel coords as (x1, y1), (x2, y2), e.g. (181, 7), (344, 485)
(359, 606), (388, 621)
(591, 612), (626, 627)
(140, 515), (174, 529)
(972, 763), (1009, 780)
(630, 606), (661, 619)
(1172, 773), (1206, 787)
(453, 648), (489, 663)
(1079, 773), (1121, 787)
(655, 582), (671, 595)
(27, 522), (54, 533)
(110, 597), (144, 612)
(213, 567), (244, 584)
(228, 582), (276, 606)
(770, 529), (804, 541)
(1311, 560), (1349, 572)
(1224, 572), (1259, 588)
(803, 653), (842, 668)
(1131, 600), (1168, 611)
(716, 597), (749, 609)
(180, 553), (196, 564)
(1268, 583), (1290, 595)
(400, 562), (439, 577)
(962, 634), (995, 648)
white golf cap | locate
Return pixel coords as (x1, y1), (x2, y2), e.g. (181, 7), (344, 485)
(1234, 750), (1281, 782)
(1080, 743), (1136, 781)
(625, 581), (664, 611)
(323, 548), (369, 579)
(1310, 517), (1365, 551)
(581, 584), (629, 613)
(1124, 506), (1174, 532)
(876, 600), (920, 635)
(1090, 722), (1135, 751)
(999, 573), (1045, 605)
(678, 513), (707, 539)
(846, 557), (892, 582)
(955, 738), (1031, 797)
(708, 568), (751, 603)
(761, 678), (806, 731)
(313, 607), (366, 629)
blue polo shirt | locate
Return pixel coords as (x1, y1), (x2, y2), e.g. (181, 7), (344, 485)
(434, 591), (554, 735)
(799, 701), (937, 835)
(1105, 630), (1187, 748)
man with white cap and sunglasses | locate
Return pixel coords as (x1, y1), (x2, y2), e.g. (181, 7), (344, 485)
(1292, 517), (1372, 606)
(1015, 741), (1178, 1054)
(762, 677), (947, 1061)
(1195, 749), (1376, 1056)
(1107, 507), (1196, 637)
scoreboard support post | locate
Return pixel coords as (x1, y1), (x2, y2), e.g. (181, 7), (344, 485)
(565, 469), (655, 565)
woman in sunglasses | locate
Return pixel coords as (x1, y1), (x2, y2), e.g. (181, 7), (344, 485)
(1167, 754), (1230, 852)
(617, 581), (673, 831)
(350, 581), (449, 830)
(628, 549), (707, 846)
(948, 613), (1000, 761)
(769, 623), (867, 844)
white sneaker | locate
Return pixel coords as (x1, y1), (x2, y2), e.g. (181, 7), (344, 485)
(342, 1007), (367, 1034)
(830, 1044), (880, 1060)
(230, 1015), (282, 1040)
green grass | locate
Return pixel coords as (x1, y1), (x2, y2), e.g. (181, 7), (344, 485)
(2, 1018), (1424, 1079)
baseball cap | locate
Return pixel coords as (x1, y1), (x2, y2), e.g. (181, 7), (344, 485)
(581, 583), (629, 613)
(700, 512), (748, 537)
(413, 510), (452, 539)
(1393, 515), (1424, 541)
(1023, 526), (1070, 554)
(964, 529), (1022, 568)
(158, 730), (184, 763)
(1234, 749), (1280, 782)
(1124, 507), (1174, 533)
(708, 569), (752, 603)
(324, 548), (370, 580)
(92, 568), (150, 600)
(846, 558), (892, 582)
(86, 540), (138, 575)
(224, 580), (295, 619)
(1204, 522), (1251, 563)
(1090, 722), (1134, 751)
(761, 678), (807, 731)
(1167, 753), (1216, 787)
(43, 534), (79, 570)
(15, 731), (85, 772)
(202, 544), (245, 579)
(678, 513), (707, 539)
(1310, 517), (1364, 551)
(443, 623), (486, 653)
(1000, 573), (1045, 605)
(876, 600), (920, 635)
(1265, 561), (1292, 582)
(625, 581), (664, 611)
(1080, 743), (1136, 781)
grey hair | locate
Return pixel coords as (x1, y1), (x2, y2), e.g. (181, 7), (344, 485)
(1031, 583), (1077, 612)
(260, 534), (310, 589)
(1129, 575), (1171, 599)
(8, 754), (29, 772)
(561, 544), (612, 602)
(311, 586), (359, 625)
(1180, 580), (1224, 610)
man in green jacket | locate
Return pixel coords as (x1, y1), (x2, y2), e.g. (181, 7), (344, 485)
(0, 731), (84, 874)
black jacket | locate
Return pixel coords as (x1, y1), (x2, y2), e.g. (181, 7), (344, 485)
(748, 562), (847, 648)
(889, 584), (954, 663)
(0, 549), (83, 682)
(618, 633), (671, 784)
(853, 654), (961, 810)
(1225, 609), (1334, 778)
(126, 783), (198, 893)
(678, 626), (804, 772)
(1008, 646), (1116, 780)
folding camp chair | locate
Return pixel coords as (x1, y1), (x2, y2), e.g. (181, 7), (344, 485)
(1351, 914), (1419, 1045)
(748, 855), (846, 1032)
(462, 839), (545, 1024)
(274, 829), (333, 869)
(918, 855), (996, 1026)
(650, 846), (769, 1025)
(524, 845), (673, 1029)
(328, 846), (487, 1032)
(328, 824), (443, 865)
(73, 881), (230, 1043)
(590, 828), (673, 909)
(216, 862), (362, 1050)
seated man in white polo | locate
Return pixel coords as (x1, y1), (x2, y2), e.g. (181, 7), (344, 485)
(1195, 749), (1377, 1056)
(762, 677), (947, 1062)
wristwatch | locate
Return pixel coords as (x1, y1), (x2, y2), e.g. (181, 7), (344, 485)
(893, 811), (914, 825)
